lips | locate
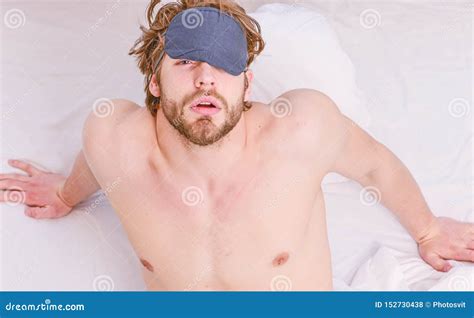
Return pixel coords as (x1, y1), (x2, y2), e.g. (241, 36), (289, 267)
(190, 96), (221, 109)
(191, 105), (221, 116)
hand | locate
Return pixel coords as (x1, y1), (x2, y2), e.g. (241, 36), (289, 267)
(417, 216), (474, 272)
(0, 159), (74, 219)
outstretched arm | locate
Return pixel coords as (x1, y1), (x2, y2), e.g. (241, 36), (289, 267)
(350, 142), (474, 271)
(1, 108), (104, 219)
(58, 150), (100, 206)
(1, 99), (138, 219)
(57, 149), (101, 208)
(302, 89), (474, 272)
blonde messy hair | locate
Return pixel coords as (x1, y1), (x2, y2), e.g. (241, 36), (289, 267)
(129, 0), (266, 116)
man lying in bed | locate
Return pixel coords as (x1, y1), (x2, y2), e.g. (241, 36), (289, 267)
(1, 0), (473, 291)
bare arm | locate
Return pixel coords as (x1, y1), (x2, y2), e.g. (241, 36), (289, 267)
(350, 143), (435, 241)
(1, 115), (102, 218)
(351, 141), (474, 270)
(301, 90), (435, 239)
(57, 150), (101, 207)
(57, 98), (128, 207)
(1, 99), (138, 218)
(0, 154), (97, 219)
(298, 89), (474, 271)
(1, 148), (100, 219)
(57, 100), (124, 208)
(326, 113), (435, 243)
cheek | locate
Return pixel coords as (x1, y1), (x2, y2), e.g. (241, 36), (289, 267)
(161, 79), (185, 101)
(161, 68), (187, 90)
(224, 78), (246, 96)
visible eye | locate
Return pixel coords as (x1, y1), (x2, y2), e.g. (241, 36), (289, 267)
(178, 60), (194, 65)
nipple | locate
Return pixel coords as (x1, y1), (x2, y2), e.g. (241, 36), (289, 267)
(272, 252), (290, 267)
(140, 258), (155, 272)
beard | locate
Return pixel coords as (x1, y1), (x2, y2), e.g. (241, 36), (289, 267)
(160, 89), (245, 147)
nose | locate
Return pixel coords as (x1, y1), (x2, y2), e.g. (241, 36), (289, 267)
(194, 62), (216, 89)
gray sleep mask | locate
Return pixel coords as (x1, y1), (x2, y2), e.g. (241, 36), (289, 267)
(156, 6), (248, 76)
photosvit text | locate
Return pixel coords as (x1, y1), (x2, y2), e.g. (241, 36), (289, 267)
(374, 301), (466, 309)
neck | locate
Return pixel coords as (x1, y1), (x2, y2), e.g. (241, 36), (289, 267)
(153, 108), (248, 183)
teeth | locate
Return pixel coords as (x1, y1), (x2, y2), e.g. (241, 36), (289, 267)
(199, 102), (211, 105)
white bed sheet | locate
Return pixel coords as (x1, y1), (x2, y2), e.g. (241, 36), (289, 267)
(313, 0), (473, 291)
(1, 0), (472, 291)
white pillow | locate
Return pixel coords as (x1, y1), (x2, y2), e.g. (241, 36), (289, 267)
(249, 4), (371, 184)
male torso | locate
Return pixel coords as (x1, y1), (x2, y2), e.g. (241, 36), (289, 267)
(85, 93), (333, 291)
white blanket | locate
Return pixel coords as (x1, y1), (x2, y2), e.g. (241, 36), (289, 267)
(315, 1), (473, 291)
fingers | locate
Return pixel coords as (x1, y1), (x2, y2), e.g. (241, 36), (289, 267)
(467, 240), (474, 250)
(0, 181), (29, 204)
(0, 189), (27, 205)
(424, 253), (452, 272)
(452, 249), (474, 263)
(24, 206), (44, 218)
(7, 159), (43, 177)
(24, 206), (56, 219)
(0, 173), (30, 182)
(1, 189), (39, 206)
(0, 179), (28, 191)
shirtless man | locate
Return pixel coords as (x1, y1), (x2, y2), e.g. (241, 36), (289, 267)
(1, 1), (473, 291)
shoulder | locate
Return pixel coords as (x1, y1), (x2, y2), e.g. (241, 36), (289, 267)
(277, 88), (341, 123)
(270, 89), (348, 145)
(248, 89), (349, 163)
(83, 99), (141, 132)
(82, 98), (146, 150)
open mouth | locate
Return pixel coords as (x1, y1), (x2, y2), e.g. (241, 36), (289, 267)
(194, 102), (218, 108)
(191, 102), (221, 115)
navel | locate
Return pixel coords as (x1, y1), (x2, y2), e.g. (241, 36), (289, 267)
(140, 258), (154, 272)
(272, 252), (290, 267)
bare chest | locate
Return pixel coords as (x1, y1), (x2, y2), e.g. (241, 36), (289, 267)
(110, 149), (326, 288)
(92, 109), (330, 289)
(112, 145), (322, 234)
